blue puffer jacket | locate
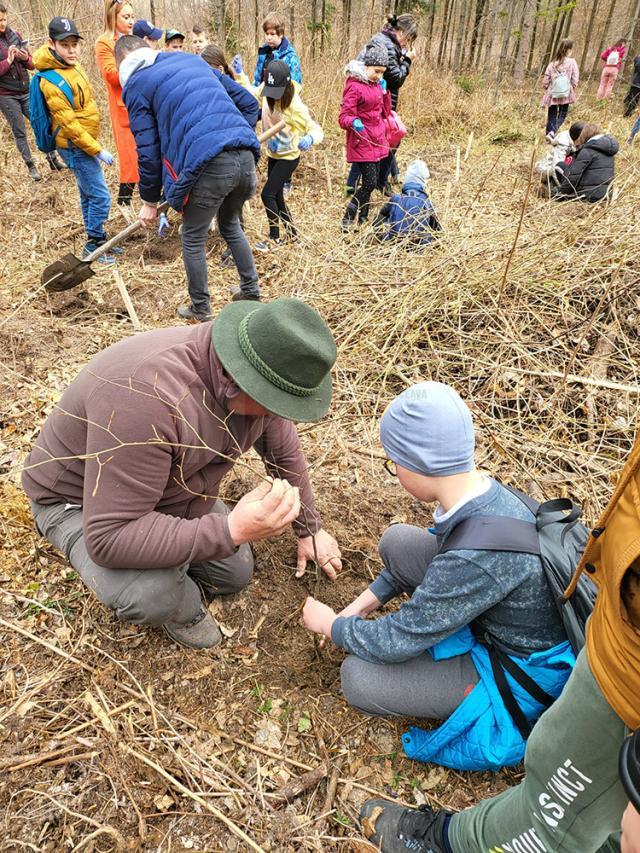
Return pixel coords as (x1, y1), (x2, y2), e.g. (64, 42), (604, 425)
(253, 37), (302, 86)
(122, 52), (261, 209)
(402, 627), (575, 771)
(379, 183), (442, 245)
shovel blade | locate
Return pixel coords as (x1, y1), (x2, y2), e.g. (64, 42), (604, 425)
(42, 253), (96, 293)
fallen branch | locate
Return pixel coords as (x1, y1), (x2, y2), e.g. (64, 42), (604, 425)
(271, 764), (328, 806)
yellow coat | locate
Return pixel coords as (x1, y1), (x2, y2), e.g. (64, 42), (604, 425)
(33, 46), (101, 157)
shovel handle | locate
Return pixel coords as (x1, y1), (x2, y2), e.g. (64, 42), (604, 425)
(84, 200), (170, 263)
(257, 119), (287, 144)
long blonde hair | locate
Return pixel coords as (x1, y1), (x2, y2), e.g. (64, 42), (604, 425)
(102, 0), (132, 36)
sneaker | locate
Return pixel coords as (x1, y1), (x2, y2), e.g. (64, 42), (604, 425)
(546, 131), (555, 143)
(341, 217), (357, 233)
(164, 607), (222, 649)
(47, 152), (66, 171)
(82, 241), (116, 265)
(27, 162), (42, 182)
(255, 238), (284, 252)
(176, 304), (213, 322)
(230, 287), (260, 302)
(283, 181), (292, 197)
(109, 245), (125, 256)
(359, 800), (452, 853)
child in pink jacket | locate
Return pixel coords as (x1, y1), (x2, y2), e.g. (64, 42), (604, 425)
(597, 38), (627, 100)
(339, 41), (391, 231)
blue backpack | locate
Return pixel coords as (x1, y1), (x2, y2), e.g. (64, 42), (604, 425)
(29, 70), (74, 153)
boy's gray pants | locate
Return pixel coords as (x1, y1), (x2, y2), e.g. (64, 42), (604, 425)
(31, 500), (253, 626)
(0, 93), (33, 165)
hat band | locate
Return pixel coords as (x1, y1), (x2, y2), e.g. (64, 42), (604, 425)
(238, 312), (321, 398)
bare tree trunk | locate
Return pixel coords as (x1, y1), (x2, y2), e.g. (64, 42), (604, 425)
(591, 0), (617, 78)
(289, 4), (295, 46)
(514, 0), (536, 83)
(446, 0), (458, 68)
(320, 0), (327, 53)
(341, 0), (352, 57)
(438, 0), (453, 65)
(579, 0), (600, 74)
(621, 0), (640, 79)
(469, 0), (486, 65)
(460, 0), (475, 65)
(149, 0), (157, 26)
(427, 0), (437, 61)
(541, 0), (564, 73)
(311, 0), (318, 59)
(453, 0), (467, 69)
(483, 0), (501, 76)
(254, 0), (260, 50)
(494, 0), (516, 94)
(526, 0), (542, 72)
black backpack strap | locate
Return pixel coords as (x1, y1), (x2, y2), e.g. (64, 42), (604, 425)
(487, 641), (555, 741)
(439, 516), (541, 555)
(501, 483), (540, 515)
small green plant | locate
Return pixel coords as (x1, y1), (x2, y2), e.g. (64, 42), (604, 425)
(454, 74), (483, 96)
(258, 698), (273, 714)
(297, 714), (312, 733)
(333, 811), (352, 827)
(249, 684), (262, 700)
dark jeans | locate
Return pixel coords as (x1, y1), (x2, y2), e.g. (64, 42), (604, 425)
(624, 85), (640, 117)
(0, 92), (33, 165)
(546, 103), (569, 135)
(261, 157), (299, 239)
(345, 161), (379, 223)
(181, 148), (259, 312)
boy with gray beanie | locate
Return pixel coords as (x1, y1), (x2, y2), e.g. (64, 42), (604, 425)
(375, 158), (442, 246)
(304, 381), (573, 769)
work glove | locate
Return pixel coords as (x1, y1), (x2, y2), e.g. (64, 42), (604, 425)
(298, 134), (313, 151)
(267, 137), (280, 153)
(97, 150), (114, 165)
(157, 212), (170, 238)
(380, 78), (387, 92)
(352, 118), (364, 132)
(231, 54), (243, 75)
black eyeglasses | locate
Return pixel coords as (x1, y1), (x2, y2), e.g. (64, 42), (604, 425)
(383, 458), (397, 477)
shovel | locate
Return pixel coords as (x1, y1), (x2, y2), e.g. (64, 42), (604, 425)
(41, 120), (288, 293)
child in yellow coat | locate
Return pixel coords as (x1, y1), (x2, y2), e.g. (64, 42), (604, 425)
(34, 17), (115, 263)
(236, 58), (323, 250)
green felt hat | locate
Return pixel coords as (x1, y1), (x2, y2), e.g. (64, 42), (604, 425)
(211, 298), (337, 422)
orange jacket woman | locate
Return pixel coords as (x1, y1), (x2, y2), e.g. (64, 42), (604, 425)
(95, 0), (138, 205)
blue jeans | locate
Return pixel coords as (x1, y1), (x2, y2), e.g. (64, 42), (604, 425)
(629, 114), (640, 143)
(59, 146), (111, 241)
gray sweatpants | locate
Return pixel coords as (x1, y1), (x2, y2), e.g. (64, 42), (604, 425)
(31, 499), (253, 626)
(0, 93), (33, 165)
(340, 524), (479, 719)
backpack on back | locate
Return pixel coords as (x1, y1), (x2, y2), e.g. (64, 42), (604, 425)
(607, 49), (620, 66)
(550, 67), (571, 100)
(29, 70), (74, 153)
(439, 486), (596, 739)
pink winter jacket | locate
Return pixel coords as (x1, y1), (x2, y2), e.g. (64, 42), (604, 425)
(601, 44), (626, 70)
(339, 61), (391, 163)
(541, 57), (579, 107)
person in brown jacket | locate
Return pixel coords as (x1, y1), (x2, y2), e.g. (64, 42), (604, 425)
(95, 0), (139, 206)
(22, 299), (342, 649)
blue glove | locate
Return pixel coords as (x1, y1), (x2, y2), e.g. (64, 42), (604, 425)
(231, 54), (243, 75)
(157, 212), (170, 238)
(380, 78), (387, 92)
(352, 118), (364, 132)
(267, 137), (280, 154)
(298, 134), (313, 151)
(97, 149), (114, 165)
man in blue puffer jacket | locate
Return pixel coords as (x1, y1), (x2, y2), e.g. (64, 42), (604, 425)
(375, 159), (441, 248)
(116, 35), (262, 320)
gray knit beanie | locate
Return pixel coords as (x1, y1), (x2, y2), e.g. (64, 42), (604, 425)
(363, 41), (389, 67)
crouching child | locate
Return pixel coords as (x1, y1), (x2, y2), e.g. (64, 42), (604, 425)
(536, 120), (584, 192)
(374, 158), (441, 247)
(33, 17), (115, 263)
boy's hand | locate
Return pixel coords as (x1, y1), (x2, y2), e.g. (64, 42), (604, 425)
(231, 54), (243, 75)
(227, 478), (300, 545)
(139, 202), (158, 228)
(96, 150), (114, 165)
(296, 529), (342, 580)
(303, 596), (337, 637)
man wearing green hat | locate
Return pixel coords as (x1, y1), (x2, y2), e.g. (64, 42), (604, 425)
(22, 298), (341, 649)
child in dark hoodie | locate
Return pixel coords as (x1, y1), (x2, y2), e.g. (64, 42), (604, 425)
(374, 159), (441, 247)
(553, 123), (618, 203)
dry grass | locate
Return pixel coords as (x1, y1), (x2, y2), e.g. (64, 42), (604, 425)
(1, 64), (640, 851)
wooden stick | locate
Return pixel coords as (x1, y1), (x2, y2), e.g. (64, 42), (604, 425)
(316, 757), (343, 835)
(57, 700), (137, 740)
(455, 147), (461, 182)
(122, 744), (267, 853)
(507, 366), (640, 395)
(112, 267), (142, 330)
(1, 743), (79, 771)
(256, 119), (287, 145)
(464, 131), (474, 161)
(7, 751), (97, 772)
(498, 144), (536, 304)
(0, 617), (94, 673)
(270, 764), (328, 806)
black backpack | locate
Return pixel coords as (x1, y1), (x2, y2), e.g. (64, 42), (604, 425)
(439, 486), (597, 738)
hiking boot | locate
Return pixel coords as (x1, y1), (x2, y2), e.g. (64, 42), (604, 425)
(83, 241), (116, 265)
(47, 151), (66, 171)
(164, 607), (222, 649)
(230, 287), (260, 302)
(359, 799), (452, 853)
(27, 162), (42, 181)
(176, 304), (213, 322)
